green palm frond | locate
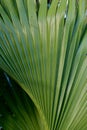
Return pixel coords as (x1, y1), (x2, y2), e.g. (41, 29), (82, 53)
(0, 70), (43, 130)
(0, 0), (87, 130)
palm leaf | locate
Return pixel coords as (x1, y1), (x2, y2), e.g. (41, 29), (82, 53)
(0, 0), (87, 130)
(0, 70), (44, 130)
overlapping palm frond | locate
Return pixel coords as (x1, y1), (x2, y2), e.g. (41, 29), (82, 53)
(0, 70), (44, 130)
(0, 0), (87, 130)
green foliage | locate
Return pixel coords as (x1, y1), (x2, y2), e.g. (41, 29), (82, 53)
(0, 0), (87, 130)
(0, 70), (44, 130)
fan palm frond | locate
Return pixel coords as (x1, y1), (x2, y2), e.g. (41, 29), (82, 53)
(0, 0), (87, 130)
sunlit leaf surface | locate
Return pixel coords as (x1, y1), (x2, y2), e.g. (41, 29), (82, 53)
(0, 0), (87, 130)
